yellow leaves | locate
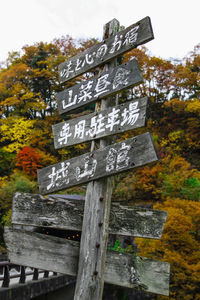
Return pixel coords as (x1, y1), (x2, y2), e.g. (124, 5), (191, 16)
(0, 63), (30, 85)
(36, 149), (58, 166)
(0, 176), (8, 187)
(164, 156), (200, 182)
(1, 96), (20, 107)
(172, 63), (198, 93)
(21, 91), (35, 100)
(168, 156), (190, 172)
(160, 100), (200, 153)
(22, 94), (47, 111)
(0, 42), (60, 120)
(75, 143), (86, 150)
(32, 68), (52, 79)
(163, 209), (194, 250)
(0, 75), (47, 116)
(123, 46), (149, 65)
(163, 98), (186, 113)
(162, 130), (184, 154)
(168, 130), (183, 142)
(186, 117), (200, 131)
(57, 148), (71, 161)
(155, 196), (200, 232)
(159, 97), (200, 156)
(185, 98), (200, 116)
(0, 117), (35, 153)
(161, 130), (186, 155)
(11, 82), (25, 95)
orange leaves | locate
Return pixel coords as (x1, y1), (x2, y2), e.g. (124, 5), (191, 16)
(113, 162), (165, 202)
(16, 146), (42, 178)
(168, 156), (190, 172)
(154, 198), (200, 259)
(135, 164), (163, 191)
(136, 197), (200, 299)
(173, 64), (197, 87)
(16, 146), (57, 178)
(113, 153), (200, 204)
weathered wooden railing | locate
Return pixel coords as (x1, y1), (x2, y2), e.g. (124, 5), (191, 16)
(0, 258), (76, 300)
(0, 260), (57, 288)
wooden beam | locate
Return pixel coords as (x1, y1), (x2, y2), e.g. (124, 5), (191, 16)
(53, 97), (148, 148)
(12, 192), (167, 239)
(58, 16), (154, 83)
(37, 132), (159, 195)
(56, 59), (143, 114)
(73, 19), (120, 300)
(4, 227), (170, 296)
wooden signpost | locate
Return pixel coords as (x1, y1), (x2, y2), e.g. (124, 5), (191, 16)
(53, 97), (148, 148)
(11, 193), (168, 239)
(5, 227), (170, 296)
(56, 59), (143, 114)
(58, 16), (153, 83)
(38, 132), (158, 195)
(5, 16), (170, 300)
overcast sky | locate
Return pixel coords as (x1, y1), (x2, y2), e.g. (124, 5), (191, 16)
(1, 0), (199, 63)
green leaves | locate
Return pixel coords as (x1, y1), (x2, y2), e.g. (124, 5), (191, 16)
(181, 177), (200, 201)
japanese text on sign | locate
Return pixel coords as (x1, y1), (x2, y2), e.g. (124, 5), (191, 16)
(53, 98), (148, 149)
(58, 17), (154, 83)
(56, 59), (143, 114)
(59, 25), (139, 82)
(38, 132), (158, 195)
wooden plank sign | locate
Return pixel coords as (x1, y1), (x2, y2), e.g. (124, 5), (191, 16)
(53, 97), (148, 149)
(56, 59), (143, 114)
(11, 192), (167, 239)
(37, 132), (158, 195)
(4, 227), (170, 296)
(58, 16), (153, 83)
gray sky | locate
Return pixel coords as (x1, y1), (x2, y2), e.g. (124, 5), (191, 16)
(1, 0), (199, 62)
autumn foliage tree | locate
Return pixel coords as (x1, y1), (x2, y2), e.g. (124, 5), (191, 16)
(16, 146), (58, 178)
(135, 198), (200, 300)
(16, 147), (42, 178)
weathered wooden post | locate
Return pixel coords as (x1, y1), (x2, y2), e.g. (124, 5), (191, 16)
(4, 16), (170, 300)
(74, 18), (120, 300)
